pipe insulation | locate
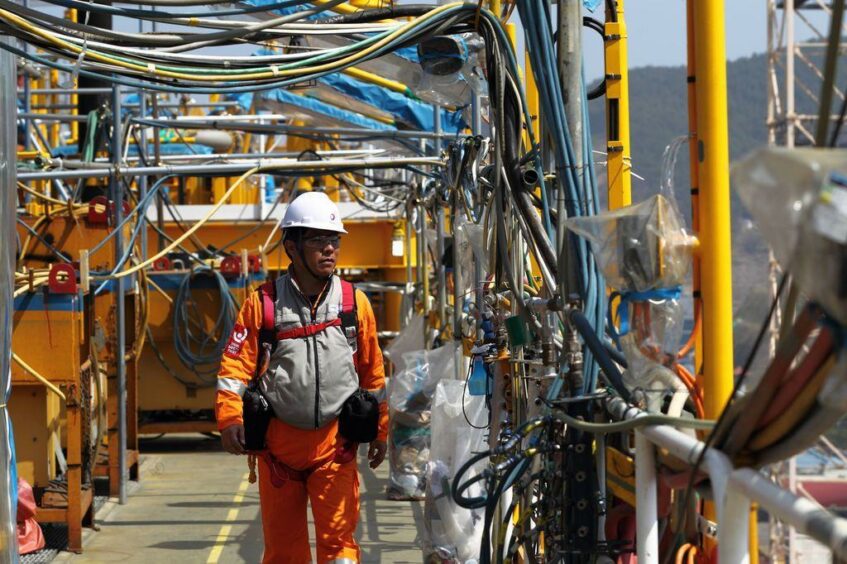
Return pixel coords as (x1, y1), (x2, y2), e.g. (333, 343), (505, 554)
(0, 36), (21, 558)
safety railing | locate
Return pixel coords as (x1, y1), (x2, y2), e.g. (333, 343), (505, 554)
(634, 421), (847, 563)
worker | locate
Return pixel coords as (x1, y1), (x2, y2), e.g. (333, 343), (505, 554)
(215, 191), (388, 564)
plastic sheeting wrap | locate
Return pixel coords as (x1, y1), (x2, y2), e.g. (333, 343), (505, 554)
(423, 380), (486, 564)
(732, 147), (847, 325)
(402, 33), (487, 109)
(384, 315), (426, 374)
(566, 195), (697, 393)
(387, 346), (456, 500)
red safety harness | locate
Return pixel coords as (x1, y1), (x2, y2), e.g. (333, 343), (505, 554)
(255, 278), (359, 486)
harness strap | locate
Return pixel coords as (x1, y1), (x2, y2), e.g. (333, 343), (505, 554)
(340, 279), (355, 314)
(276, 318), (342, 340)
(262, 451), (313, 488)
(259, 281), (275, 332)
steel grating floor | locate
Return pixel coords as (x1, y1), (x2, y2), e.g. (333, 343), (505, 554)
(20, 476), (114, 564)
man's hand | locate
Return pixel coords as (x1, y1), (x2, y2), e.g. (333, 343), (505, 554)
(221, 424), (246, 455)
(367, 440), (387, 469)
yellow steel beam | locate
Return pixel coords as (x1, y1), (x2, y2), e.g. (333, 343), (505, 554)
(604, 0), (632, 210)
(692, 0), (733, 419)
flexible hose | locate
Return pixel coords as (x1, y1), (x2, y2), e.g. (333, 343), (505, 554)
(569, 309), (631, 402)
(172, 267), (238, 381)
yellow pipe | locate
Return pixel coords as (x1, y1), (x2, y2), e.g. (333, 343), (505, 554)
(342, 67), (414, 98)
(604, 0), (632, 209)
(749, 503), (760, 564)
(12, 353), (67, 401)
(692, 0), (733, 419)
(68, 8), (79, 145)
(490, 0), (501, 19)
(525, 50), (540, 148)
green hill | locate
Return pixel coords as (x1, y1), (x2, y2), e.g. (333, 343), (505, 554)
(588, 52), (772, 203)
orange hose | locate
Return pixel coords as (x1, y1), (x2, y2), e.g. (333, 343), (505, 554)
(676, 543), (693, 564)
(678, 300), (701, 359)
(687, 545), (699, 564)
(675, 363), (705, 419)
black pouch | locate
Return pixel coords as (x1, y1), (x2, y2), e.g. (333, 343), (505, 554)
(338, 388), (379, 444)
(243, 384), (272, 451)
(243, 342), (273, 451)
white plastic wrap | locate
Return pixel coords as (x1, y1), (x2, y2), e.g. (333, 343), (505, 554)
(387, 346), (457, 500)
(400, 33), (487, 108)
(732, 147), (847, 325)
(455, 220), (488, 296)
(423, 380), (487, 563)
(384, 314), (426, 374)
(565, 194), (696, 292)
(566, 195), (697, 394)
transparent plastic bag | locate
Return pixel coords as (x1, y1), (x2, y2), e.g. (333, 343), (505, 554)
(387, 346), (457, 500)
(618, 297), (685, 391)
(401, 33), (487, 108)
(567, 194), (696, 395)
(455, 220), (488, 296)
(732, 147), (847, 324)
(423, 380), (486, 563)
(384, 315), (426, 374)
(565, 194), (696, 292)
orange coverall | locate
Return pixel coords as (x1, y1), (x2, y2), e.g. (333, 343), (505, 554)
(216, 287), (388, 564)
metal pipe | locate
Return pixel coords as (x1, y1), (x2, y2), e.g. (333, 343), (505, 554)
(132, 118), (450, 139)
(16, 156), (445, 181)
(0, 36), (21, 559)
(19, 87), (139, 95)
(787, 0), (796, 148)
(635, 431), (658, 564)
(123, 102), (240, 109)
(138, 90), (148, 260)
(111, 84), (128, 505)
(732, 466), (847, 560)
(120, 149), (388, 163)
(814, 0), (844, 146)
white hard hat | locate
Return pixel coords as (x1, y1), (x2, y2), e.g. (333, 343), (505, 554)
(282, 192), (347, 234)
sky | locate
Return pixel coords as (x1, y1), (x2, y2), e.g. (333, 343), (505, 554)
(582, 1), (768, 81)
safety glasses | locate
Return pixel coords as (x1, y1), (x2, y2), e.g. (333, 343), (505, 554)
(301, 235), (342, 250)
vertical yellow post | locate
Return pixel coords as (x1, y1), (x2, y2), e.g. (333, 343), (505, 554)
(68, 8), (79, 145)
(604, 0), (632, 210)
(490, 0), (501, 19)
(525, 50), (540, 149)
(49, 69), (60, 148)
(692, 0), (733, 418)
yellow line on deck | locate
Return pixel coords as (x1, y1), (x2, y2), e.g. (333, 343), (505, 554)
(207, 472), (252, 563)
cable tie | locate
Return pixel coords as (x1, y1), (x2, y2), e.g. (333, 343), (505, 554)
(270, 65), (280, 77)
(189, 17), (199, 26)
(147, 63), (157, 75)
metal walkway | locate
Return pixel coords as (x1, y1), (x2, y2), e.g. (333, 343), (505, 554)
(51, 435), (424, 563)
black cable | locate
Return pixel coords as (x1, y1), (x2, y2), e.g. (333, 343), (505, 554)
(830, 89), (847, 147)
